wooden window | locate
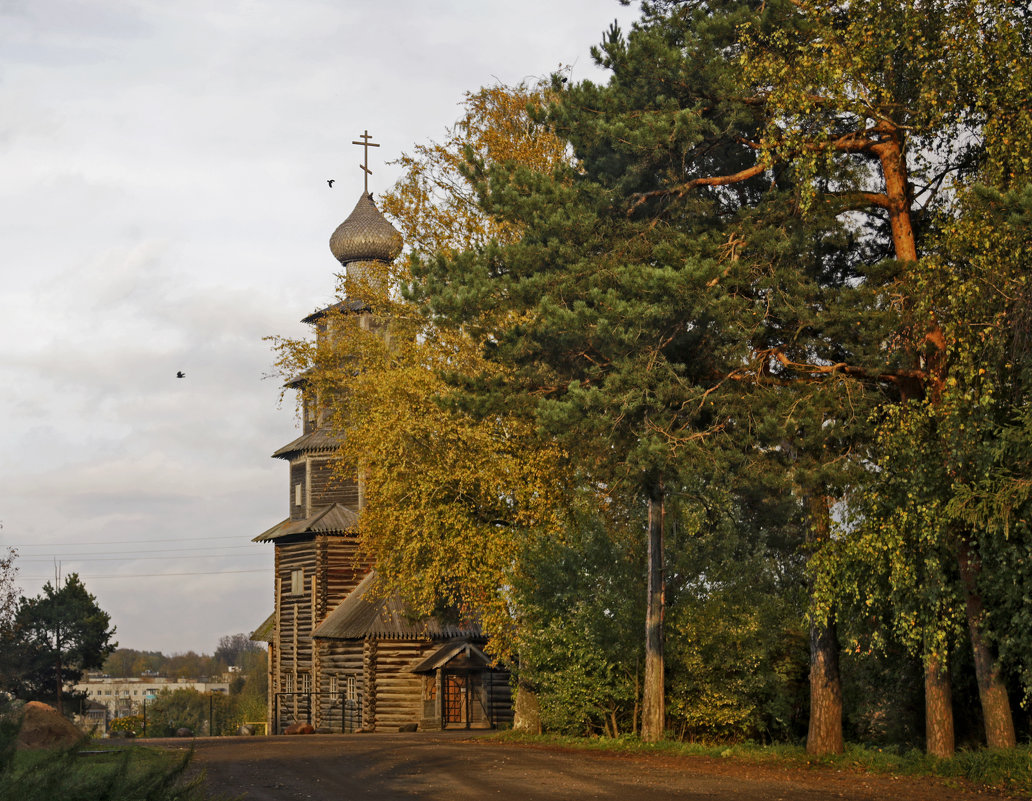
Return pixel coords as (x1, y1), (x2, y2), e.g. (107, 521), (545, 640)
(294, 483), (303, 507)
(300, 672), (311, 693)
(284, 673), (295, 693)
(328, 675), (338, 695)
(346, 675), (357, 702)
(290, 569), (304, 595)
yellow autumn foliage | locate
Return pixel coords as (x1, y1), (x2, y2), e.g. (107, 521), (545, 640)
(269, 81), (572, 659)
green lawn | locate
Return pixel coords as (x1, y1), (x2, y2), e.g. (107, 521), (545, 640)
(495, 733), (1032, 796)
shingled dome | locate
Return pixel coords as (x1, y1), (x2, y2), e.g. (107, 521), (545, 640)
(329, 192), (403, 265)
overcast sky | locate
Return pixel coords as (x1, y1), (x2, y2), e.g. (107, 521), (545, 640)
(0, 0), (640, 655)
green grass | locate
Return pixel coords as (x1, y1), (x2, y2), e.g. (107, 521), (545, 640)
(0, 718), (225, 801)
(493, 732), (1032, 796)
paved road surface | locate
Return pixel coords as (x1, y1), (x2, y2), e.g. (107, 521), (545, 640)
(180, 732), (1006, 801)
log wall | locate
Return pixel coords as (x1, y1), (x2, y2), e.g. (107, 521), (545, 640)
(371, 639), (436, 731)
(313, 639), (364, 732)
(310, 458), (359, 508)
(315, 534), (369, 614)
(289, 462), (306, 520)
(274, 540), (315, 732)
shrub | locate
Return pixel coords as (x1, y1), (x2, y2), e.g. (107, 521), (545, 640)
(109, 714), (144, 738)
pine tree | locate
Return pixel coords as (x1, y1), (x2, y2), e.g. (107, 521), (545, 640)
(2, 574), (116, 713)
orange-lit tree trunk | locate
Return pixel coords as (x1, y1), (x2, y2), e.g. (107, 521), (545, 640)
(924, 651), (955, 758)
(641, 483), (666, 743)
(806, 493), (843, 755)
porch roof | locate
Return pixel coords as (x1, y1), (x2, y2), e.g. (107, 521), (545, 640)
(408, 640), (493, 674)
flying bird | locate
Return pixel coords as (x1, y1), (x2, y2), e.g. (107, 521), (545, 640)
(176, 371), (185, 378)
(327, 179), (335, 188)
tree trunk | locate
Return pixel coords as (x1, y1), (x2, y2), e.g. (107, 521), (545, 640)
(512, 680), (542, 734)
(957, 537), (1016, 748)
(641, 483), (665, 743)
(807, 617), (844, 754)
(872, 128), (918, 263)
(806, 492), (843, 755)
(924, 650), (955, 758)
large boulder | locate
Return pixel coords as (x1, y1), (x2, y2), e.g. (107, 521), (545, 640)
(16, 701), (86, 750)
(283, 723), (315, 735)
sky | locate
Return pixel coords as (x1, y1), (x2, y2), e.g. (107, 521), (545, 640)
(0, 0), (641, 655)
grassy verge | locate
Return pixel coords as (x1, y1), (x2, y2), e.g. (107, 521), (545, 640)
(493, 732), (1032, 796)
(0, 719), (223, 801)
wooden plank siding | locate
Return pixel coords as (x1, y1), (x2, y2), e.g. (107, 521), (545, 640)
(314, 534), (369, 614)
(310, 458), (358, 508)
(486, 670), (514, 727)
(371, 640), (436, 731)
(314, 639), (364, 732)
(289, 462), (306, 520)
(274, 540), (315, 732)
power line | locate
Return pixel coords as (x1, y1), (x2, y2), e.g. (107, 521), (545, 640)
(17, 553), (269, 563)
(19, 568), (270, 580)
(15, 544), (261, 558)
(7, 534), (259, 547)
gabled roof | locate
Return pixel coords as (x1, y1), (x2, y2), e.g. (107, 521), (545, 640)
(250, 612), (275, 642)
(272, 429), (341, 459)
(408, 640), (494, 674)
(252, 504), (359, 543)
(301, 298), (368, 325)
(312, 570), (481, 641)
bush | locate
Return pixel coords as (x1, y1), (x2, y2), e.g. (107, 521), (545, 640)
(109, 714), (144, 738)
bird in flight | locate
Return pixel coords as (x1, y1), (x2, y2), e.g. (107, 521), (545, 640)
(176, 371), (186, 378)
(327, 179), (335, 188)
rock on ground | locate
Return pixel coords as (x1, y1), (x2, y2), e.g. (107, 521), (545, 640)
(15, 701), (86, 750)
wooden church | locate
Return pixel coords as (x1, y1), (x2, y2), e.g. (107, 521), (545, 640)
(252, 151), (512, 734)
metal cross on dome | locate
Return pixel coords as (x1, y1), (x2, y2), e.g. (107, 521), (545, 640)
(352, 129), (380, 194)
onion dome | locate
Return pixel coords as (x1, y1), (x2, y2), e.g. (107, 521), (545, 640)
(329, 192), (403, 265)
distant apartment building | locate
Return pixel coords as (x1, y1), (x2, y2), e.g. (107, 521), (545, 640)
(74, 676), (230, 720)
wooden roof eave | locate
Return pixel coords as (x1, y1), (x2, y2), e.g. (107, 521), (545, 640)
(252, 504), (358, 543)
(271, 429), (342, 460)
(250, 612), (276, 642)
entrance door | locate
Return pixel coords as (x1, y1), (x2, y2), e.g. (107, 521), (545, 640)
(442, 673), (466, 725)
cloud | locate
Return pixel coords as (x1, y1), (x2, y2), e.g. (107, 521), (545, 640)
(0, 0), (640, 653)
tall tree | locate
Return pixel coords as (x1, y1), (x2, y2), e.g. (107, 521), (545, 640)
(470, 0), (889, 746)
(607, 0), (1030, 753)
(380, 81), (568, 255)
(214, 633), (263, 669)
(415, 8), (774, 738)
(4, 574), (116, 713)
(736, 0), (1032, 750)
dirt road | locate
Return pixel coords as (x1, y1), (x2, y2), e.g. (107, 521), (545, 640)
(181, 732), (1007, 801)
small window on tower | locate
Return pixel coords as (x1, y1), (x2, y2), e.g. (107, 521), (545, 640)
(291, 569), (304, 595)
(295, 483), (303, 507)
